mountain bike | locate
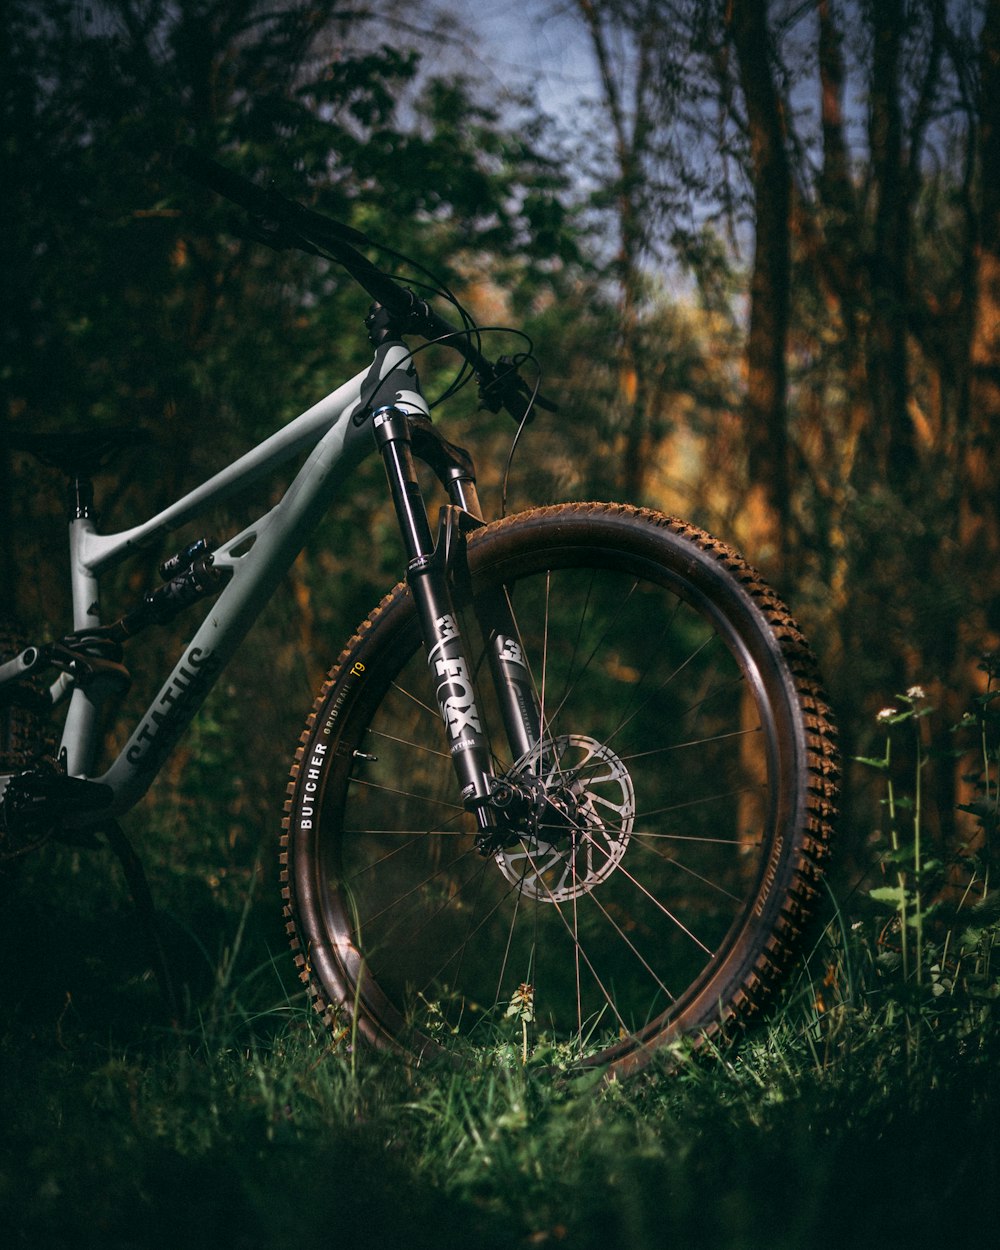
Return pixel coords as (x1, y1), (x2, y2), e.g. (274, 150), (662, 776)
(0, 152), (838, 1078)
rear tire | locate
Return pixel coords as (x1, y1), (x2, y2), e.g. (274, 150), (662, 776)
(282, 504), (838, 1077)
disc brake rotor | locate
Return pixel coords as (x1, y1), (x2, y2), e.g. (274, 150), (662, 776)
(494, 734), (635, 902)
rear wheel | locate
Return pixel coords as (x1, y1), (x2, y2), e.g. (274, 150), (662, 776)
(282, 504), (838, 1077)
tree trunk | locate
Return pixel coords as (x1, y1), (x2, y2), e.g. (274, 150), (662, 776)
(727, 0), (791, 571)
(867, 0), (916, 489)
(576, 0), (675, 502)
(964, 0), (1000, 640)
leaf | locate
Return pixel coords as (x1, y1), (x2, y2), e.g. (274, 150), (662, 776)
(868, 885), (909, 906)
(879, 846), (915, 866)
(854, 755), (890, 770)
(567, 1067), (607, 1096)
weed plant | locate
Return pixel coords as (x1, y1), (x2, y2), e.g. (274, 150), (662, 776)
(3, 673), (1000, 1249)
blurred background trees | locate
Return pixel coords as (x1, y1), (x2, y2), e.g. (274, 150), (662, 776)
(551, 0), (1000, 856)
(3, 0), (999, 887)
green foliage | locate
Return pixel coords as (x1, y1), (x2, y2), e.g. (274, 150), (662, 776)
(4, 650), (1000, 1246)
(3, 860), (999, 1250)
(2, 655), (998, 1248)
(1, 0), (589, 780)
(849, 665), (1000, 1051)
(2, 0), (579, 452)
(4, 5), (1000, 1240)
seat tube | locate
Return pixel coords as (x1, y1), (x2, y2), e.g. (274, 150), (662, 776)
(372, 406), (497, 833)
(62, 514), (105, 775)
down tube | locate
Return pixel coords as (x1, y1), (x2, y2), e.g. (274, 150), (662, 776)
(97, 409), (375, 817)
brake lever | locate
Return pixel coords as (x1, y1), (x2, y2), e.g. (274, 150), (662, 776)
(478, 356), (558, 421)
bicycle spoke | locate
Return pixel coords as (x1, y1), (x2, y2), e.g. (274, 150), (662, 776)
(571, 869), (582, 1039)
(494, 871), (527, 1012)
(355, 845), (487, 950)
(285, 505), (834, 1072)
(387, 680), (441, 725)
(585, 887), (678, 1005)
(631, 835), (744, 903)
(544, 577), (646, 725)
(636, 785), (763, 821)
(348, 775), (465, 813)
(632, 830), (764, 846)
(418, 866), (534, 1001)
(620, 724), (761, 764)
(366, 726), (451, 760)
(513, 840), (632, 1038)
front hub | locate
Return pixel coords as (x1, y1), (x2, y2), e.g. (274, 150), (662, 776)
(493, 734), (636, 902)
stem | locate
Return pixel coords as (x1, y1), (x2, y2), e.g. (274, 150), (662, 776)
(982, 702), (997, 862)
(886, 739), (910, 981)
(914, 720), (924, 986)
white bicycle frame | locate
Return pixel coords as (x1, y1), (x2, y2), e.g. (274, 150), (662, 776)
(2, 341), (429, 820)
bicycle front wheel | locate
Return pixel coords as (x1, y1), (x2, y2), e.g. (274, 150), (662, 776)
(282, 504), (837, 1076)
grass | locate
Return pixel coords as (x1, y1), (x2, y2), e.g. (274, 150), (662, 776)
(4, 675), (1000, 1249)
(2, 834), (999, 1250)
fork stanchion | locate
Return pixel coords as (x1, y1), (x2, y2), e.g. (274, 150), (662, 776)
(372, 406), (498, 836)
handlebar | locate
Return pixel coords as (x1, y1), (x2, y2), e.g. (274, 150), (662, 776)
(174, 148), (553, 423)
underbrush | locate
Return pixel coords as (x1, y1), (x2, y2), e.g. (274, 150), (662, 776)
(3, 881), (998, 1250)
(3, 670), (1000, 1248)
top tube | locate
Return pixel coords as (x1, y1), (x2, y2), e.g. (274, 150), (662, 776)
(86, 343), (430, 811)
(77, 356), (379, 576)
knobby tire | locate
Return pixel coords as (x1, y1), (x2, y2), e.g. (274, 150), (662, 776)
(281, 504), (838, 1078)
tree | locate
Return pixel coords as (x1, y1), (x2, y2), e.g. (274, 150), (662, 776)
(554, 0), (1000, 850)
(725, 0), (793, 567)
(1, 0), (577, 591)
(1, 0), (582, 885)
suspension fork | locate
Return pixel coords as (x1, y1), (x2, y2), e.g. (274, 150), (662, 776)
(404, 410), (542, 765)
(372, 406), (542, 840)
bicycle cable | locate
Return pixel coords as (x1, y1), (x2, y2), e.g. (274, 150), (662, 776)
(175, 148), (550, 487)
(306, 234), (486, 410)
(352, 319), (542, 514)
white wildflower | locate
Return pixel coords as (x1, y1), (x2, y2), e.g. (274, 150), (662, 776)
(906, 685), (926, 700)
(877, 707), (897, 722)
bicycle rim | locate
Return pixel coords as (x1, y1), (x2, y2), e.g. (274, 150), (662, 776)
(283, 505), (835, 1073)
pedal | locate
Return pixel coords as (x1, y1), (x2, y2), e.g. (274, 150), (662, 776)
(0, 760), (113, 841)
